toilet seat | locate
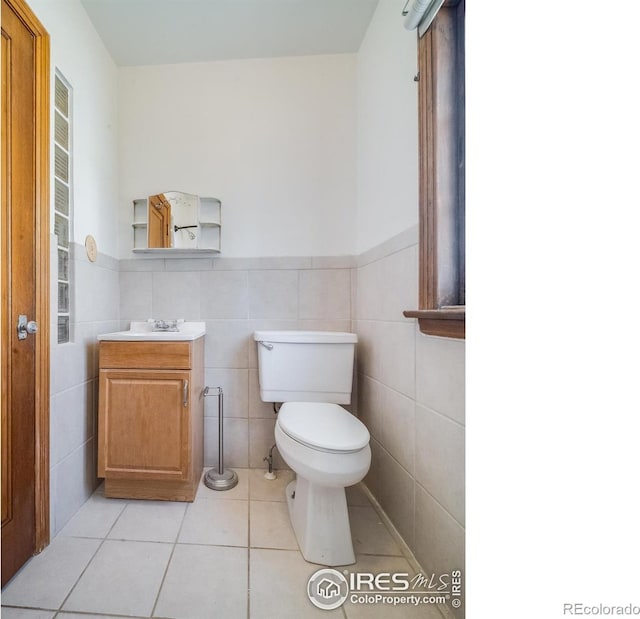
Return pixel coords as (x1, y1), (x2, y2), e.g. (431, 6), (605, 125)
(278, 402), (370, 453)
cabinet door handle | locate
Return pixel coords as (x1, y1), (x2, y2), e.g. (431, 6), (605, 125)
(183, 379), (189, 407)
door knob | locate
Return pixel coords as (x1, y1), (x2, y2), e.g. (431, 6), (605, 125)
(17, 315), (38, 340)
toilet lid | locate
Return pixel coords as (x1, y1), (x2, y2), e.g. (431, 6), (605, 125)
(278, 402), (370, 452)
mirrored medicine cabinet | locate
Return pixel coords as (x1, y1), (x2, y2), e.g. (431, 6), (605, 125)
(132, 191), (221, 254)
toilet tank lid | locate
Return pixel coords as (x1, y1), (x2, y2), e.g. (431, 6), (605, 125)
(253, 330), (357, 344)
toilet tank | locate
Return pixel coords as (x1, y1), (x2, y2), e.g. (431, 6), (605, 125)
(254, 330), (357, 404)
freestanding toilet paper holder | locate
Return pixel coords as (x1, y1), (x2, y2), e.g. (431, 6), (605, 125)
(202, 386), (238, 491)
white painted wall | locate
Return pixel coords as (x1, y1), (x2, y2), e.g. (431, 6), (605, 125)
(355, 0), (419, 254)
(30, 0), (120, 258)
(27, 0), (120, 535)
(118, 54), (357, 258)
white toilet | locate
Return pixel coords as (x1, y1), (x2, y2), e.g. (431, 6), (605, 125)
(254, 330), (370, 566)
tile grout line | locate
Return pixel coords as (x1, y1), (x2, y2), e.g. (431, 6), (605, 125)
(1, 604), (60, 616)
(357, 483), (419, 568)
(53, 608), (149, 619)
(149, 500), (190, 618)
(357, 482), (453, 619)
(247, 469), (252, 619)
(54, 495), (131, 614)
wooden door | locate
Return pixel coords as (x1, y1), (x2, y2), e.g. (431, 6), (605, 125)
(148, 193), (171, 247)
(98, 370), (192, 481)
(1, 0), (50, 586)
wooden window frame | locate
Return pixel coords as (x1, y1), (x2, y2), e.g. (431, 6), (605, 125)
(404, 0), (465, 339)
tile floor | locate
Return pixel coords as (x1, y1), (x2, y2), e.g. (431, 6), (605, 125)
(2, 469), (446, 619)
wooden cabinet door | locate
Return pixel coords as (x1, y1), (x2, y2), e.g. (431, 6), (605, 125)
(98, 369), (191, 481)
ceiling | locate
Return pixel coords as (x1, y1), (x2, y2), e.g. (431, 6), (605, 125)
(80, 0), (380, 66)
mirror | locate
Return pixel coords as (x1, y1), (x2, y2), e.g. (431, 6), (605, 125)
(133, 191), (221, 253)
(148, 191), (198, 249)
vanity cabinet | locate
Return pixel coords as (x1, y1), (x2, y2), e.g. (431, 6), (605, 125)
(97, 338), (204, 501)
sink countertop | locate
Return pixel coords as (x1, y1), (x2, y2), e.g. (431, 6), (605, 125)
(98, 321), (206, 341)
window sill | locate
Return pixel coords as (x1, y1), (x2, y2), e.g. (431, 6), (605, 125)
(403, 308), (465, 339)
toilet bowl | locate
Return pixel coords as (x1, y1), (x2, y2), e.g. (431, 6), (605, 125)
(275, 402), (370, 566)
(253, 330), (370, 566)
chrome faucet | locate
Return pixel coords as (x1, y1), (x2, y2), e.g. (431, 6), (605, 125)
(153, 319), (178, 332)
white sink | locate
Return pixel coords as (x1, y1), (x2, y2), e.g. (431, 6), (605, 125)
(98, 320), (206, 341)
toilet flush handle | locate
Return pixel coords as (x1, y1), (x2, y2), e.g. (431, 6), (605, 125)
(259, 341), (274, 350)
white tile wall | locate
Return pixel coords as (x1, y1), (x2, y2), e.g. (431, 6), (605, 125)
(203, 319), (253, 368)
(200, 270), (249, 318)
(381, 386), (416, 475)
(353, 226), (465, 619)
(204, 368), (249, 418)
(298, 268), (351, 319)
(416, 333), (466, 425)
(49, 241), (120, 536)
(50, 232), (463, 617)
(74, 259), (119, 323)
(356, 319), (416, 398)
(356, 374), (385, 440)
(118, 271), (152, 320)
(152, 271), (201, 319)
(50, 381), (95, 467)
(118, 259), (354, 472)
(204, 416), (249, 468)
(50, 439), (98, 536)
(414, 485), (466, 617)
(248, 417), (282, 468)
(248, 269), (299, 319)
(415, 404), (465, 526)
(365, 438), (415, 547)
